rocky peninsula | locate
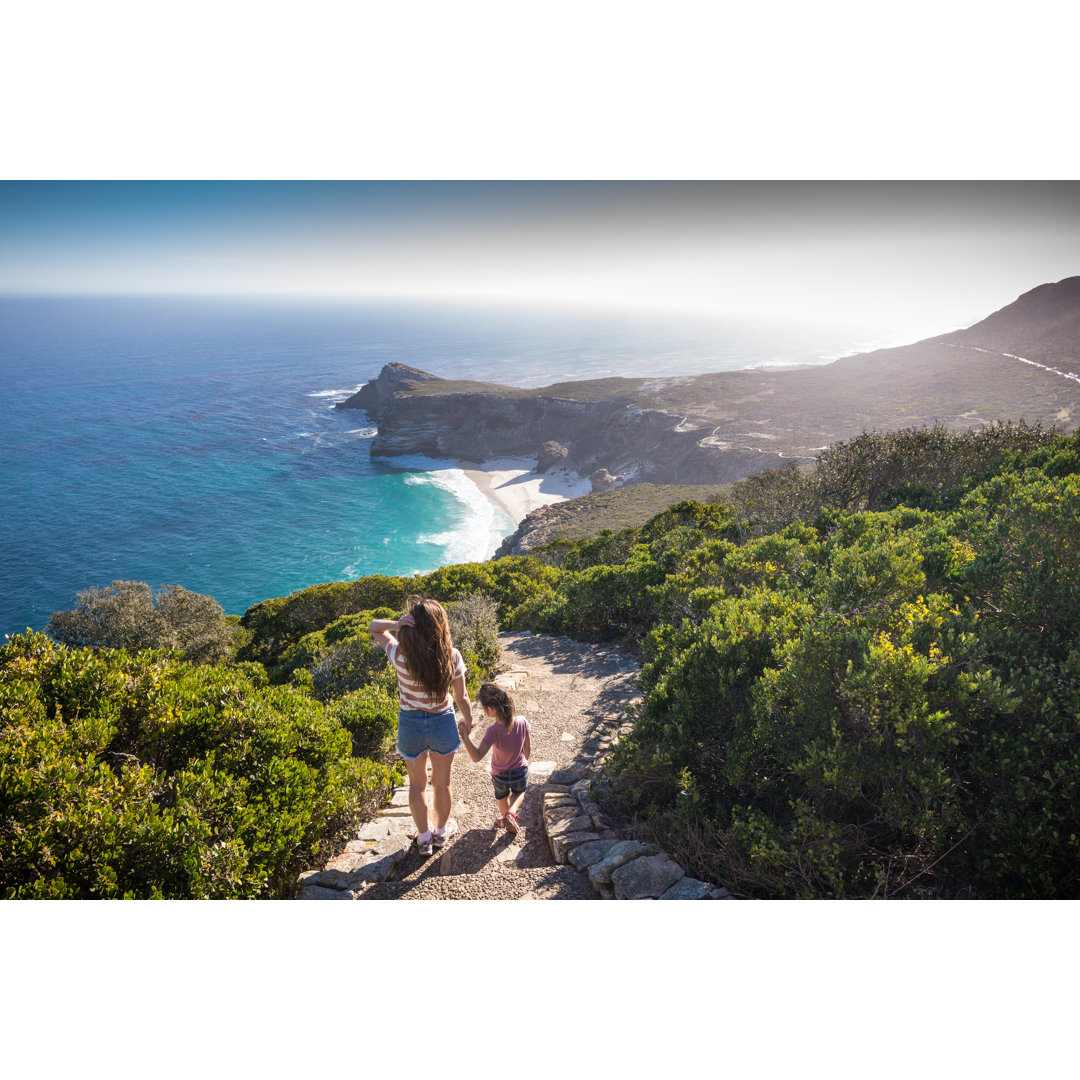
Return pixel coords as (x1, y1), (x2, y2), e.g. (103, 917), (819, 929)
(338, 277), (1080, 549)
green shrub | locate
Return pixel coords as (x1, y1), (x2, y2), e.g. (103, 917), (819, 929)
(541, 474), (1080, 899)
(0, 633), (393, 899)
(331, 683), (399, 759)
(446, 594), (501, 689)
(239, 577), (411, 666)
(46, 580), (240, 665)
(274, 607), (397, 699)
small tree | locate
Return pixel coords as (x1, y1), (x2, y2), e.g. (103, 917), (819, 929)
(46, 580), (237, 665)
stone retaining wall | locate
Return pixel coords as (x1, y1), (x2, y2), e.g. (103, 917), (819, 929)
(540, 776), (732, 899)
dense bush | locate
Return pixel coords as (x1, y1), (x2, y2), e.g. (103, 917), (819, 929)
(238, 557), (560, 668)
(517, 458), (1080, 898)
(445, 595), (502, 694)
(273, 608), (398, 698)
(727, 422), (1066, 535)
(331, 683), (400, 760)
(0, 633), (394, 899)
(45, 580), (242, 665)
(238, 577), (411, 666)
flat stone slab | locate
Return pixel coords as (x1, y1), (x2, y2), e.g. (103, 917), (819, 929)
(353, 832), (413, 883)
(612, 854), (685, 899)
(566, 839), (620, 871)
(496, 841), (527, 865)
(546, 814), (594, 838)
(324, 850), (369, 874)
(357, 820), (392, 841)
(542, 793), (579, 809)
(550, 831), (606, 865)
(659, 877), (713, 900)
(300, 867), (360, 891)
(296, 885), (360, 900)
(550, 764), (589, 784)
(588, 840), (659, 887)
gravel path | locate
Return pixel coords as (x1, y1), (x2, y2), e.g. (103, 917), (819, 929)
(358, 631), (641, 900)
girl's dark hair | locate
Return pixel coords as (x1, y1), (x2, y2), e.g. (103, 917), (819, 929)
(478, 682), (514, 728)
(397, 596), (454, 700)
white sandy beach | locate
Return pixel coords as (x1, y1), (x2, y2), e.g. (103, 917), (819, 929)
(454, 456), (592, 530)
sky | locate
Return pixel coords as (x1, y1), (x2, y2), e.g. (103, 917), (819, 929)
(2, 181), (1078, 336)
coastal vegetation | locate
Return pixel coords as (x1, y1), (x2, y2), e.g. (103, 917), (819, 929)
(510, 422), (1080, 898)
(1, 586), (501, 899)
(5, 418), (1079, 899)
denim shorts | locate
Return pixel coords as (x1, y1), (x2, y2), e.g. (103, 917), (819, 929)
(492, 765), (529, 800)
(396, 707), (460, 760)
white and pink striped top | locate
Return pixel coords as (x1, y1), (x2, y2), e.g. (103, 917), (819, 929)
(382, 639), (466, 712)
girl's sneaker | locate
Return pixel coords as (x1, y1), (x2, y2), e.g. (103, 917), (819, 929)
(504, 811), (519, 835)
(432, 818), (457, 848)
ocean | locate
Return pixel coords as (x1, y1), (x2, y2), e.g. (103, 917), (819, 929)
(0, 295), (923, 634)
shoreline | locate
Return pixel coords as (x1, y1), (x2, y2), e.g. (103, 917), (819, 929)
(452, 456), (592, 532)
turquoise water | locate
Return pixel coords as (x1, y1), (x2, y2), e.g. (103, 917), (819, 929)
(1, 295), (908, 634)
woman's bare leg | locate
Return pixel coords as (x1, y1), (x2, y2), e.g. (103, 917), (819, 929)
(405, 752), (430, 835)
(429, 749), (455, 831)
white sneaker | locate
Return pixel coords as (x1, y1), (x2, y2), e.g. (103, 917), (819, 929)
(432, 818), (457, 848)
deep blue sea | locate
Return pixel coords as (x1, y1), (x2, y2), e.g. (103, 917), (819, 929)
(0, 295), (917, 634)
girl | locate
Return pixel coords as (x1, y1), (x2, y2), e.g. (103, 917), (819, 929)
(370, 597), (474, 855)
(458, 682), (531, 834)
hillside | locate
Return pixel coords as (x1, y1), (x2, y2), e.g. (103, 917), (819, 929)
(339, 277), (1080, 490)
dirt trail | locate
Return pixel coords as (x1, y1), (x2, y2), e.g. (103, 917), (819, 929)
(358, 631), (641, 900)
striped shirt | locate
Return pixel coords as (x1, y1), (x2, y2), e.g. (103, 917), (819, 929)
(383, 639), (466, 712)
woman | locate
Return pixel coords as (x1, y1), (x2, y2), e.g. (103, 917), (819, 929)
(370, 597), (474, 855)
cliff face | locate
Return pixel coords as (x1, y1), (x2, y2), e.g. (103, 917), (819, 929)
(336, 278), (1080, 495)
(338, 362), (790, 484)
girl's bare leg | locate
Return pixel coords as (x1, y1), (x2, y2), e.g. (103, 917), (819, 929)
(405, 752), (430, 835)
(429, 749), (455, 831)
(506, 788), (527, 820)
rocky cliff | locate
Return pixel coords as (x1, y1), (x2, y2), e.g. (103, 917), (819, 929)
(337, 362), (791, 485)
(337, 278), (1080, 497)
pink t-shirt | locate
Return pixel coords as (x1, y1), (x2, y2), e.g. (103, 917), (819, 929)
(480, 716), (531, 774)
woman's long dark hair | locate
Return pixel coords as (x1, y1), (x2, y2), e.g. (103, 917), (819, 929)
(397, 596), (455, 700)
(478, 682), (515, 728)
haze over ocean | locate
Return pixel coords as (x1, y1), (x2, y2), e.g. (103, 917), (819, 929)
(1, 294), (942, 634)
